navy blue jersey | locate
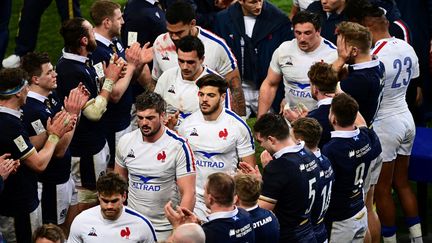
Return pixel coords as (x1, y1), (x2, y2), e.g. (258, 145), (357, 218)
(203, 207), (255, 243)
(56, 53), (106, 156)
(307, 2), (347, 44)
(0, 108), (38, 215)
(307, 101), (332, 149)
(92, 37), (132, 132)
(260, 144), (320, 242)
(311, 151), (334, 243)
(322, 127), (382, 221)
(340, 59), (384, 126)
(248, 206), (280, 243)
(22, 92), (71, 184)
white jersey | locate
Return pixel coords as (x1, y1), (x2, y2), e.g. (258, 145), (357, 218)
(178, 108), (255, 197)
(372, 37), (419, 120)
(154, 66), (219, 116)
(116, 128), (195, 231)
(269, 38), (337, 110)
(152, 26), (237, 80)
(68, 205), (157, 243)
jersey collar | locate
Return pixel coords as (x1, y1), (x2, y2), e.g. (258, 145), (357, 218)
(95, 32), (113, 47)
(28, 91), (48, 103)
(244, 205), (258, 212)
(331, 128), (360, 138)
(62, 49), (89, 64)
(0, 106), (21, 118)
(207, 206), (239, 221)
(273, 141), (305, 159)
(349, 59), (380, 71)
(317, 97), (332, 107)
(313, 149), (322, 158)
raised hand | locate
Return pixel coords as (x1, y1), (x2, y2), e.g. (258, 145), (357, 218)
(139, 42), (153, 64)
(64, 84), (90, 115)
(125, 42), (142, 67)
(104, 54), (126, 82)
(47, 111), (76, 138)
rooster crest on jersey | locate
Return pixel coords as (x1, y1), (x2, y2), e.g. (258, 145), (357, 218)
(120, 227), (131, 239)
(157, 151), (166, 162)
(219, 128), (228, 140)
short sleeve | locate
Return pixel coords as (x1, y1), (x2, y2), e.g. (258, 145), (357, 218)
(115, 136), (128, 168)
(151, 51), (162, 80)
(269, 47), (282, 75)
(214, 40), (237, 76)
(235, 120), (255, 158)
(67, 216), (83, 243)
(175, 140), (196, 177)
(260, 159), (294, 203)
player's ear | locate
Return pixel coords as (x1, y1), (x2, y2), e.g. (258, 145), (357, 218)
(122, 192), (127, 203)
(80, 36), (88, 47)
(220, 93), (226, 103)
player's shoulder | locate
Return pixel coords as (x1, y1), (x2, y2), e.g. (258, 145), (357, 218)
(320, 38), (337, 51)
(154, 32), (172, 47)
(198, 27), (230, 49)
(164, 128), (189, 145)
(124, 206), (155, 228)
(119, 129), (139, 144)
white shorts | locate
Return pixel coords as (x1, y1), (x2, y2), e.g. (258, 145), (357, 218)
(38, 176), (77, 225)
(373, 112), (415, 162)
(329, 206), (368, 243)
(71, 142), (110, 203)
(242, 82), (258, 119)
(364, 157), (382, 192)
(0, 204), (42, 243)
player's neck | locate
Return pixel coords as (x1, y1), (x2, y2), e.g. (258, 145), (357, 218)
(29, 85), (50, 97)
(94, 28), (114, 42)
(274, 137), (297, 153)
(0, 99), (21, 111)
(317, 92), (334, 101)
(372, 31), (391, 46)
(333, 124), (356, 131)
(209, 204), (236, 214)
(353, 53), (372, 64)
(191, 66), (204, 81)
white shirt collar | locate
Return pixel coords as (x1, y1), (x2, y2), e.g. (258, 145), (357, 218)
(95, 32), (113, 47)
(273, 141), (305, 159)
(146, 0), (157, 5)
(27, 91), (48, 103)
(331, 128), (360, 138)
(350, 59), (380, 70)
(244, 205), (258, 212)
(207, 207), (239, 221)
(313, 149), (322, 158)
(0, 106), (21, 118)
(317, 97), (332, 107)
(62, 49), (89, 63)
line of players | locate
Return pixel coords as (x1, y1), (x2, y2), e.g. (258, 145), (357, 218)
(0, 0), (422, 243)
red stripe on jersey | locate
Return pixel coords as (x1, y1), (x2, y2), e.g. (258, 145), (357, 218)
(372, 41), (388, 55)
(185, 142), (196, 171)
(393, 20), (410, 43)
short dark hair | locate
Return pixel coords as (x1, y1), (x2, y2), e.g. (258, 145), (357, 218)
(292, 117), (322, 149)
(254, 113), (290, 140)
(196, 74), (227, 95)
(90, 0), (121, 26)
(336, 21), (372, 54)
(206, 172), (235, 207)
(96, 172), (128, 196)
(21, 52), (51, 81)
(0, 68), (28, 100)
(235, 174), (261, 207)
(32, 223), (65, 243)
(176, 35), (205, 59)
(292, 11), (321, 31)
(308, 62), (338, 93)
(166, 1), (196, 25)
(135, 91), (166, 114)
(60, 17), (88, 54)
(331, 93), (359, 127)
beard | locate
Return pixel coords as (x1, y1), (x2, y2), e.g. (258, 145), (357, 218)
(200, 101), (220, 116)
(86, 39), (97, 53)
(140, 122), (162, 137)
